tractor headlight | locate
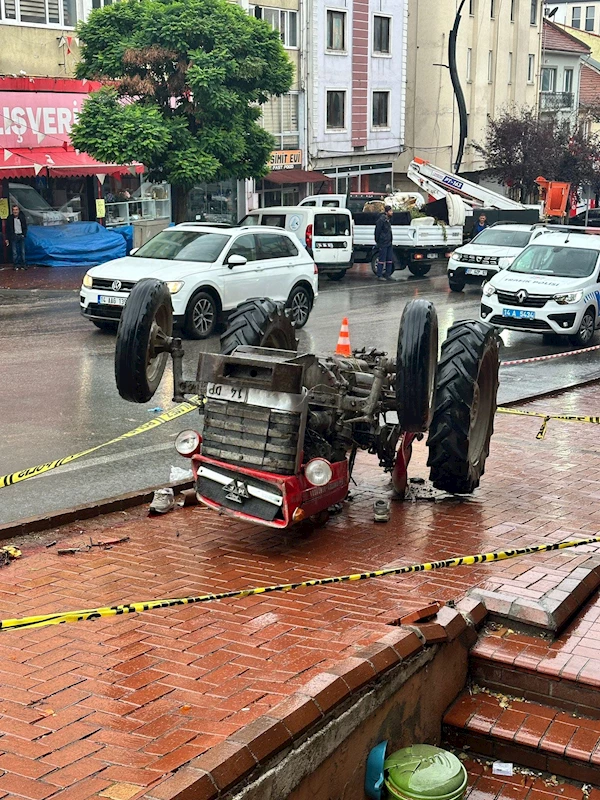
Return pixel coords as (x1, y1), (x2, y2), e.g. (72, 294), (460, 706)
(482, 282), (496, 297)
(175, 429), (201, 457)
(166, 281), (184, 294)
(304, 458), (333, 487)
(82, 273), (93, 288)
(553, 291), (583, 305)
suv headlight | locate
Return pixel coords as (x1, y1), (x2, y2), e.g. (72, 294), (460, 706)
(498, 257), (514, 269)
(554, 291), (583, 305)
(482, 282), (496, 297)
(166, 281), (184, 294)
(82, 273), (93, 288)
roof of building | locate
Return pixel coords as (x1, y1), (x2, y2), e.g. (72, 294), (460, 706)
(580, 62), (600, 106)
(543, 18), (592, 52)
(550, 23), (600, 61)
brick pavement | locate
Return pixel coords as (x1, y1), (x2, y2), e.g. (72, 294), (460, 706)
(0, 383), (600, 798)
(0, 265), (85, 291)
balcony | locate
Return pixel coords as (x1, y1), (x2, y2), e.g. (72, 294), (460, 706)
(540, 91), (575, 111)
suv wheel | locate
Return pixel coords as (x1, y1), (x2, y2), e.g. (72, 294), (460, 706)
(287, 285), (312, 328)
(449, 277), (465, 292)
(184, 291), (218, 339)
(570, 308), (596, 347)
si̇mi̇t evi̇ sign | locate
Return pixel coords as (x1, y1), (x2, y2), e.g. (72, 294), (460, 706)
(0, 92), (84, 147)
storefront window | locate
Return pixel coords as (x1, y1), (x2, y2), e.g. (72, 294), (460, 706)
(186, 180), (238, 224)
(256, 182), (300, 208)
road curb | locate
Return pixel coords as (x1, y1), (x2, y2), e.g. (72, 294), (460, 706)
(0, 480), (193, 541)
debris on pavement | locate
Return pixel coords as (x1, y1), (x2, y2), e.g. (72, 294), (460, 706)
(492, 762), (514, 776)
(45, 540), (57, 548)
(149, 487), (175, 515)
(0, 545), (21, 565)
(170, 465), (193, 482)
(148, 406), (164, 413)
(373, 499), (391, 522)
(57, 547), (83, 555)
(178, 488), (199, 507)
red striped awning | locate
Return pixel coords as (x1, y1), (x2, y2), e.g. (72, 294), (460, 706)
(0, 147), (144, 178)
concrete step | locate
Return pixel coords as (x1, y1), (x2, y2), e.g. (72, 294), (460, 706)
(444, 690), (600, 786)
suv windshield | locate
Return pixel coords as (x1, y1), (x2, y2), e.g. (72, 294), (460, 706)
(471, 229), (531, 247)
(509, 245), (598, 278)
(134, 230), (229, 262)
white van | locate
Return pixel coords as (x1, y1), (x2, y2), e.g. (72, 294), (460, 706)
(239, 206), (354, 281)
(481, 229), (600, 347)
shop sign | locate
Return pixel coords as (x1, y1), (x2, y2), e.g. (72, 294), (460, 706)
(0, 92), (86, 148)
(270, 150), (302, 170)
(95, 199), (106, 218)
(0, 199), (8, 219)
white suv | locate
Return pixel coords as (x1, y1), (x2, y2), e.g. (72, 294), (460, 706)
(448, 224), (549, 292)
(481, 230), (600, 346)
(80, 224), (318, 338)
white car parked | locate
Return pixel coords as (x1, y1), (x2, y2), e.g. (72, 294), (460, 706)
(448, 224), (549, 292)
(480, 229), (600, 346)
(80, 224), (318, 338)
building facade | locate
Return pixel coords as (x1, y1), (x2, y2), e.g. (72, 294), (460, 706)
(539, 18), (590, 127)
(546, 0), (600, 34)
(394, 0), (543, 189)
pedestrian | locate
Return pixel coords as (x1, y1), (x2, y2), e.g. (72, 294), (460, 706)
(471, 213), (489, 239)
(6, 204), (28, 270)
(375, 204), (394, 281)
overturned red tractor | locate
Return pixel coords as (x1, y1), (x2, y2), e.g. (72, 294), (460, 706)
(114, 280), (500, 529)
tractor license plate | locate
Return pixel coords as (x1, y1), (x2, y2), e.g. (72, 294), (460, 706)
(465, 268), (488, 276)
(426, 253), (437, 259)
(206, 383), (249, 403)
(502, 308), (535, 320)
(98, 295), (126, 305)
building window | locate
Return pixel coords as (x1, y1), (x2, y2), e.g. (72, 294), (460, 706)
(261, 93), (300, 148)
(528, 53), (535, 83)
(261, 7), (298, 48)
(510, 0), (515, 20)
(530, 0), (537, 24)
(491, 0), (495, 17)
(372, 91), (390, 128)
(564, 67), (574, 93)
(541, 67), (556, 92)
(467, 48), (472, 82)
(469, 0), (475, 14)
(572, 6), (582, 26)
(3, 0), (76, 25)
(586, 5), (595, 30)
(508, 52), (513, 83)
(326, 90), (346, 130)
(488, 50), (494, 82)
(327, 10), (346, 51)
(92, 0), (112, 7)
(373, 15), (391, 54)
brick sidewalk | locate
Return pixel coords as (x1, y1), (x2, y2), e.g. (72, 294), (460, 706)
(0, 265), (85, 291)
(0, 384), (600, 799)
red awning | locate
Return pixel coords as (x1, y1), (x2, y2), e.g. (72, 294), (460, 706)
(0, 147), (144, 178)
(265, 169), (331, 185)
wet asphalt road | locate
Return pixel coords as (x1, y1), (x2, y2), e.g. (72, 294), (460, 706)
(2, 261), (600, 525)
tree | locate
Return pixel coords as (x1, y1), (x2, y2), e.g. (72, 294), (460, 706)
(72, 0), (294, 220)
(475, 107), (600, 202)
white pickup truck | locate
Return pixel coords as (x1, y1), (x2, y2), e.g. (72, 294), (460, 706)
(299, 193), (463, 277)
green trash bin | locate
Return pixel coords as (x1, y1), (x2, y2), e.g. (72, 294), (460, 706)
(384, 745), (467, 800)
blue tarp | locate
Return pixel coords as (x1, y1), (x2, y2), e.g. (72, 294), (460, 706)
(25, 222), (127, 268)
(111, 224), (134, 255)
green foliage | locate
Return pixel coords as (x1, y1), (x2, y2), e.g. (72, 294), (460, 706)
(475, 107), (600, 202)
(73, 0), (293, 190)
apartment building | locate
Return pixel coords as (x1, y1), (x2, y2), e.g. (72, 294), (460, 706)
(395, 0), (543, 188)
(547, 0), (600, 34)
(539, 18), (590, 126)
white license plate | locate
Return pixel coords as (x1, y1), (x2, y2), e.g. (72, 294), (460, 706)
(206, 383), (249, 403)
(426, 253), (438, 259)
(502, 308), (535, 320)
(465, 268), (488, 276)
(98, 295), (127, 306)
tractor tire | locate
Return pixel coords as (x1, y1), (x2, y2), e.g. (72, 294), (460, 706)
(220, 298), (298, 355)
(407, 261), (432, 277)
(427, 320), (499, 494)
(395, 299), (439, 433)
(115, 278), (173, 403)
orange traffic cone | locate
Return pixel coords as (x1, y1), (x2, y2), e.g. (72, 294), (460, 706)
(335, 317), (351, 356)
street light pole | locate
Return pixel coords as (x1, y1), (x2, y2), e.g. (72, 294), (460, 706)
(449, 0), (468, 173)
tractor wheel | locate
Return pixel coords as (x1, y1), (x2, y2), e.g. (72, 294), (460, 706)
(407, 261), (432, 277)
(220, 298), (298, 355)
(395, 299), (438, 433)
(115, 278), (173, 403)
(427, 320), (499, 494)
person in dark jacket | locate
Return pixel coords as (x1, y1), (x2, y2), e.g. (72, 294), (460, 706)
(471, 213), (488, 239)
(375, 205), (394, 280)
(6, 204), (28, 270)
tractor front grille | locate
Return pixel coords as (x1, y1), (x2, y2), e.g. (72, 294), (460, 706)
(202, 398), (302, 475)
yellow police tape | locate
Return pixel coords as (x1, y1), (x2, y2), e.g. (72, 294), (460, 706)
(1, 535), (599, 632)
(0, 397), (202, 489)
(497, 407), (600, 440)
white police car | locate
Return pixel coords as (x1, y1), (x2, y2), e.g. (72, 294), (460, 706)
(480, 229), (600, 346)
(448, 224), (549, 292)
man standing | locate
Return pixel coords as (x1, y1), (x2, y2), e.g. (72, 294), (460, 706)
(375, 204), (394, 280)
(471, 213), (488, 239)
(6, 204), (28, 270)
